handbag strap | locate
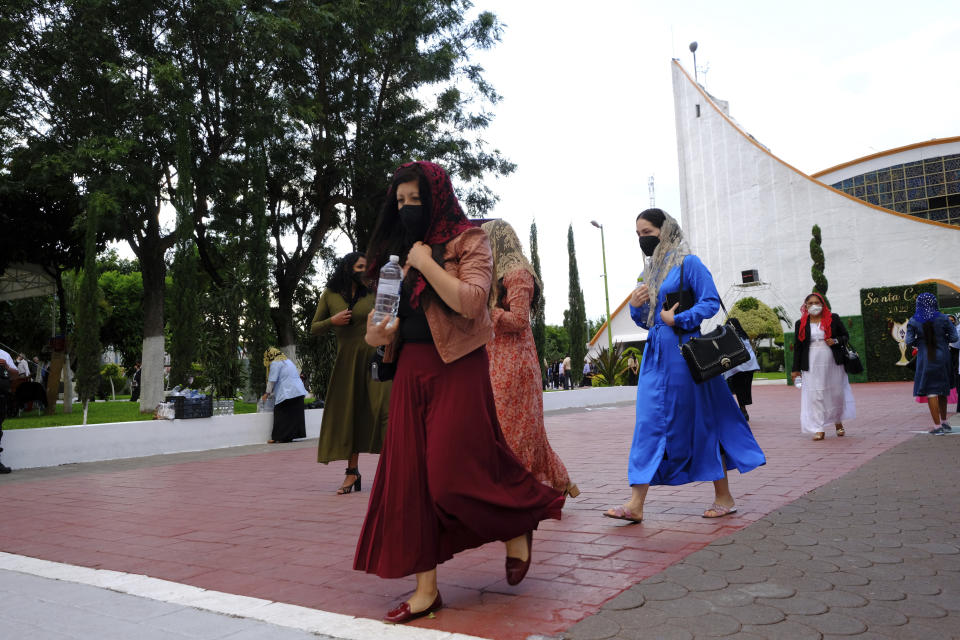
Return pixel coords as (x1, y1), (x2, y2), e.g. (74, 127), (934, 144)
(672, 257), (732, 334)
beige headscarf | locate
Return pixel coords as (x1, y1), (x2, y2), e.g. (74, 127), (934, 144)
(640, 210), (691, 327)
(262, 347), (288, 382)
(481, 219), (543, 313)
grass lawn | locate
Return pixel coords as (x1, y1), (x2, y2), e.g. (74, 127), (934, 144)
(755, 371), (787, 380)
(5, 399), (260, 430)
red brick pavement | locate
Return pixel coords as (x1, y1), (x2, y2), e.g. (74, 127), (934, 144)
(0, 382), (938, 639)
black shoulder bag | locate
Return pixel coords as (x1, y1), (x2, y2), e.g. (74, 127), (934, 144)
(370, 345), (396, 382)
(669, 260), (750, 383)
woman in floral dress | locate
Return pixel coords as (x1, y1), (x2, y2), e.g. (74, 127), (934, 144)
(481, 220), (578, 497)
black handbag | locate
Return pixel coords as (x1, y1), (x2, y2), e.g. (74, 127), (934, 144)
(370, 346), (396, 382)
(664, 258), (694, 315)
(839, 338), (864, 375)
(671, 262), (749, 383)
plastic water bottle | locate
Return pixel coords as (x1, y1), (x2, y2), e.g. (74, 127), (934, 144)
(372, 255), (402, 328)
(794, 376), (802, 389)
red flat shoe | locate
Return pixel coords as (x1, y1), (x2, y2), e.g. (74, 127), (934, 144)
(505, 531), (532, 586)
(384, 592), (442, 624)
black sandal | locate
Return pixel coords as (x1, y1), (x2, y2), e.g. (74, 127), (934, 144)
(337, 467), (362, 494)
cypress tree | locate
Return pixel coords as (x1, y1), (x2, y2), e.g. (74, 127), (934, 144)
(168, 109), (200, 388)
(564, 224), (588, 385)
(810, 224), (830, 308)
(245, 146), (273, 397)
(529, 221), (547, 382)
(74, 198), (104, 424)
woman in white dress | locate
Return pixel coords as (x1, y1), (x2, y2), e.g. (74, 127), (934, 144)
(790, 293), (856, 440)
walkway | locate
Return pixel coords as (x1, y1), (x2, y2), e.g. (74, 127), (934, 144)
(0, 382), (936, 639)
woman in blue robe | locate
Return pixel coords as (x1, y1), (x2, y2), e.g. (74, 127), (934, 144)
(604, 209), (766, 522)
(906, 293), (959, 434)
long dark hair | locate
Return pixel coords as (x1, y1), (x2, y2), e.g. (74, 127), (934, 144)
(365, 164), (434, 280)
(922, 321), (939, 360)
(364, 163), (452, 311)
(325, 252), (367, 307)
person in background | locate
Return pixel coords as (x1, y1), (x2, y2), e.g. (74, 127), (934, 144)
(0, 344), (16, 473)
(948, 314), (960, 414)
(626, 352), (640, 386)
(791, 293), (855, 441)
(906, 294), (958, 435)
(355, 161), (563, 624)
(16, 354), (29, 378)
(130, 363), (141, 403)
(32, 356), (43, 384)
(481, 219), (579, 498)
(562, 354), (572, 389)
(723, 317), (761, 421)
(605, 208), (765, 523)
(262, 347), (308, 444)
(311, 251), (391, 495)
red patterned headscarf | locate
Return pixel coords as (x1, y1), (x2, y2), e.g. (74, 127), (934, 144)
(797, 292), (831, 341)
(379, 161), (473, 308)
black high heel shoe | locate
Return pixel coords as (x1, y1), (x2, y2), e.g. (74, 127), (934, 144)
(336, 467), (362, 495)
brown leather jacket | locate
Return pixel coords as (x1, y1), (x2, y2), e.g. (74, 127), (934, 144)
(385, 227), (494, 364)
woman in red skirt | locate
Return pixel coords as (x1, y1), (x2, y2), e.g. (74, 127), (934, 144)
(356, 161), (565, 623)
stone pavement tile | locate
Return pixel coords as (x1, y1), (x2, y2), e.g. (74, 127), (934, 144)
(563, 428), (960, 639)
(149, 608), (266, 638)
(0, 383), (940, 640)
(0, 618), (75, 640)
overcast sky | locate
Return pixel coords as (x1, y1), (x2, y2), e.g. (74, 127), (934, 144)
(466, 0), (960, 326)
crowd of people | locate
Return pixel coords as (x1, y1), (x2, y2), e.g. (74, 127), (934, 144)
(2, 159), (956, 624)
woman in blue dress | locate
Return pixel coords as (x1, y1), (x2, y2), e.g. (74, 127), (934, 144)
(604, 209), (766, 522)
(906, 293), (959, 435)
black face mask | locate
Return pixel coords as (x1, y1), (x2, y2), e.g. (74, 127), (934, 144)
(399, 205), (429, 243)
(638, 235), (660, 257)
(351, 271), (366, 286)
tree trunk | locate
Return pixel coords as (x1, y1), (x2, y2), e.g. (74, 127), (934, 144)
(272, 291), (298, 364)
(139, 237), (167, 413)
(62, 353), (73, 413)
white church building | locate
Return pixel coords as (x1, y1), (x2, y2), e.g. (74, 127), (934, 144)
(588, 60), (960, 359)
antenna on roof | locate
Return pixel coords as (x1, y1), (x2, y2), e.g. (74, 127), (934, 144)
(648, 175), (655, 208)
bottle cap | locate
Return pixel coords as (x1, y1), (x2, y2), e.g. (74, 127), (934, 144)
(389, 254), (399, 262)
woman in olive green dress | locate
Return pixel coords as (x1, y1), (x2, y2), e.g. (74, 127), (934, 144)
(311, 252), (391, 494)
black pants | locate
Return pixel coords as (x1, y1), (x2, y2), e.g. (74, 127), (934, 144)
(0, 392), (7, 449)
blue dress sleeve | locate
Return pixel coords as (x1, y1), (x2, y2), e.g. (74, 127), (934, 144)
(672, 255), (721, 332)
(630, 302), (651, 329)
(905, 320), (919, 348)
(943, 317), (959, 345)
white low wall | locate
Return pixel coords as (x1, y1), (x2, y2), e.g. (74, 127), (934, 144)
(4, 387), (637, 471)
(542, 385), (635, 412)
(4, 410), (324, 471)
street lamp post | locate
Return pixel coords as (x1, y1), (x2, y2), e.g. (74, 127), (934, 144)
(590, 220), (614, 352)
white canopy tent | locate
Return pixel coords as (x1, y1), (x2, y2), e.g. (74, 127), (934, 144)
(0, 263), (55, 302)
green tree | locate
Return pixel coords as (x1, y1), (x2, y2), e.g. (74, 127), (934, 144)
(810, 224), (830, 308)
(168, 109), (200, 388)
(98, 269), (144, 369)
(529, 221), (547, 380)
(564, 225), (588, 385)
(74, 199), (106, 423)
(729, 297), (783, 352)
(544, 325), (570, 364)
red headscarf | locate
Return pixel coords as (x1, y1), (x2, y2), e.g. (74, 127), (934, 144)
(797, 292), (831, 341)
(392, 161), (473, 308)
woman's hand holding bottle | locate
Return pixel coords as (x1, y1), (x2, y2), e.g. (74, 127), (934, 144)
(630, 284), (650, 308)
(365, 311), (399, 347)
